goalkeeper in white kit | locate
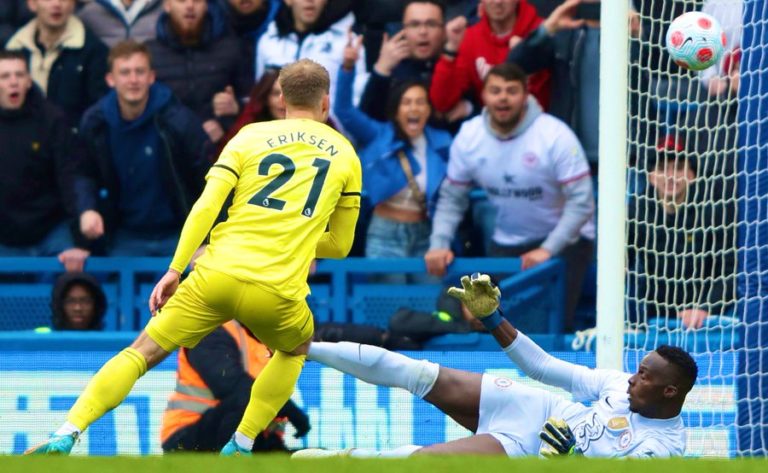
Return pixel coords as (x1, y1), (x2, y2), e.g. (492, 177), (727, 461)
(294, 274), (697, 458)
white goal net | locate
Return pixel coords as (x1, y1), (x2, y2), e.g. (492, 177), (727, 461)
(610, 0), (768, 457)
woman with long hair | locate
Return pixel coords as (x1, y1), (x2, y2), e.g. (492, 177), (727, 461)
(335, 37), (452, 283)
(218, 70), (285, 153)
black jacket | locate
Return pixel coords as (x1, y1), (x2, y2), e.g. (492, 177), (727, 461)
(50, 271), (107, 330)
(627, 179), (736, 321)
(77, 90), (212, 237)
(146, 3), (251, 123)
(0, 0), (31, 46)
(6, 20), (109, 128)
(0, 88), (87, 246)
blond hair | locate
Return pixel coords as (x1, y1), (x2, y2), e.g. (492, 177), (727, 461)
(108, 40), (152, 71)
(278, 59), (330, 109)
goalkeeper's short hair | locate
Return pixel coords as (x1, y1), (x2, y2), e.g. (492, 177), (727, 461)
(656, 345), (698, 393)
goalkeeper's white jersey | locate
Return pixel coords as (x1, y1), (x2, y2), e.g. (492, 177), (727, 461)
(479, 369), (685, 458)
(559, 369), (686, 457)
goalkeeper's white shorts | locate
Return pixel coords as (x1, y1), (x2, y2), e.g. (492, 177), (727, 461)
(477, 374), (585, 456)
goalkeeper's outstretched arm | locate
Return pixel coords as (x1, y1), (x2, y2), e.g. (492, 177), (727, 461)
(448, 274), (586, 393)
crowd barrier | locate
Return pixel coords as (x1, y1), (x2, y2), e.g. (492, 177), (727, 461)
(0, 257), (566, 337)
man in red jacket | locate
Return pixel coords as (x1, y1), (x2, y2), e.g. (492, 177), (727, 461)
(429, 0), (550, 118)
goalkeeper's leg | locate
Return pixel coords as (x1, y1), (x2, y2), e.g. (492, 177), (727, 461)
(309, 342), (482, 431)
(294, 435), (507, 458)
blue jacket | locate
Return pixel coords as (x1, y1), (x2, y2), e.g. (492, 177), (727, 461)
(78, 83), (213, 237)
(334, 67), (451, 217)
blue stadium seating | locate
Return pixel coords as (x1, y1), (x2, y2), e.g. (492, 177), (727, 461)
(0, 257), (565, 336)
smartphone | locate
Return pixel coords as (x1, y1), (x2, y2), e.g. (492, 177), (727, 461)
(384, 22), (403, 37)
(575, 2), (601, 21)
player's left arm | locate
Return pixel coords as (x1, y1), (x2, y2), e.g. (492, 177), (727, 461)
(316, 205), (359, 258)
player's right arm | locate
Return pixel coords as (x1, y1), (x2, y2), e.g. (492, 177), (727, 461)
(150, 175), (234, 313)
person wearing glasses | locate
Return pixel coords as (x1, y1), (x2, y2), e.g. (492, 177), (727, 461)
(358, 0), (447, 122)
(50, 272), (106, 331)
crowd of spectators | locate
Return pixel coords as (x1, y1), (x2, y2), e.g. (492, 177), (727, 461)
(0, 0), (741, 334)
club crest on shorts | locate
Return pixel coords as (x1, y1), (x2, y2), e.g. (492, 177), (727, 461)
(494, 377), (513, 388)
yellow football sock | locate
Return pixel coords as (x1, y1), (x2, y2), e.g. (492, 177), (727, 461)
(237, 350), (305, 439)
(67, 347), (148, 431)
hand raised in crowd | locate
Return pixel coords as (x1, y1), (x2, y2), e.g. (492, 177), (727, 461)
(679, 308), (710, 330)
(445, 99), (473, 123)
(342, 31), (364, 71)
(212, 85), (239, 117)
(444, 16), (467, 54)
(629, 8), (641, 38)
(80, 210), (104, 240)
(542, 0), (586, 36)
(149, 270), (181, 315)
(374, 30), (411, 76)
(424, 248), (455, 277)
(520, 247), (552, 270)
(58, 248), (91, 273)
(202, 119), (225, 143)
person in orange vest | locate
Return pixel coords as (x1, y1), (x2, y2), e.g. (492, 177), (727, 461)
(160, 320), (311, 452)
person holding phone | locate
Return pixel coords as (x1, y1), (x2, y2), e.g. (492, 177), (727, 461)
(359, 0), (448, 122)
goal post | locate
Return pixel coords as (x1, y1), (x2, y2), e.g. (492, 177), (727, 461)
(598, 0), (768, 457)
(595, 0), (629, 371)
(736, 0), (768, 456)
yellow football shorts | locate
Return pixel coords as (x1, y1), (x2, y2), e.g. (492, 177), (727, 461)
(145, 267), (314, 353)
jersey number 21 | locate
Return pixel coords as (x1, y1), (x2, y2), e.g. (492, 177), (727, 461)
(248, 153), (330, 217)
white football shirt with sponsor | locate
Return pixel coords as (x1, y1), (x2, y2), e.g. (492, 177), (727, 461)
(448, 113), (595, 246)
(556, 368), (686, 458)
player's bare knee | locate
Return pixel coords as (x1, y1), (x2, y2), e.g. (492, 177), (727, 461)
(130, 332), (171, 369)
(286, 338), (312, 357)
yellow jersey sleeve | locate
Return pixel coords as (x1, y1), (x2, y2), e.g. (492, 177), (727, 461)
(337, 150), (362, 209)
(207, 134), (244, 186)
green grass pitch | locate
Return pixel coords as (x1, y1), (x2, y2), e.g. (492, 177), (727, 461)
(0, 455), (764, 473)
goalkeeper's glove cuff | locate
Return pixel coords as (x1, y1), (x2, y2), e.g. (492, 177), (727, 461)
(481, 309), (504, 331)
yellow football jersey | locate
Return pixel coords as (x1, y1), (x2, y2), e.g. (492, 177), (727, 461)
(194, 118), (362, 300)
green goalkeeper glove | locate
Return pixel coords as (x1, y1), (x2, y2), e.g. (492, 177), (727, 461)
(447, 273), (500, 318)
(539, 417), (583, 457)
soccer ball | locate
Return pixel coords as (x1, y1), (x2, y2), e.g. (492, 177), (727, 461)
(665, 11), (726, 71)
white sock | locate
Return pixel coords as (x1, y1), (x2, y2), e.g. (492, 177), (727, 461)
(234, 431), (254, 451)
(54, 422), (81, 437)
(308, 342), (439, 398)
(349, 445), (422, 458)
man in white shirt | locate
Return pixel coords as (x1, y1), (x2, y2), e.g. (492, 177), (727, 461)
(424, 63), (595, 332)
(255, 0), (368, 130)
(294, 274), (696, 458)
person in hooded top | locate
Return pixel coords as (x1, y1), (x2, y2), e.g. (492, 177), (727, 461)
(77, 40), (212, 257)
(50, 271), (107, 331)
